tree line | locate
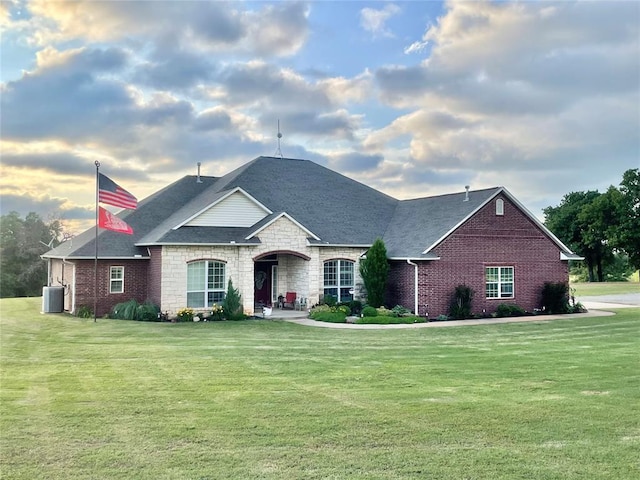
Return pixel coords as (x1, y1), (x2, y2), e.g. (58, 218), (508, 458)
(543, 168), (639, 282)
(0, 212), (63, 298)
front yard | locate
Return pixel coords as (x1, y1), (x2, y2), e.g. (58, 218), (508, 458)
(571, 281), (639, 297)
(1, 297), (639, 479)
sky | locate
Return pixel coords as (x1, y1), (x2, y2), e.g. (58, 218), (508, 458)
(1, 0), (639, 234)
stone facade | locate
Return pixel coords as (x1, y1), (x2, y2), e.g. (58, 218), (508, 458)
(156, 216), (367, 316)
(386, 194), (569, 318)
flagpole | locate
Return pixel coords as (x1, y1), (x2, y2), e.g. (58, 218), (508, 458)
(94, 160), (100, 322)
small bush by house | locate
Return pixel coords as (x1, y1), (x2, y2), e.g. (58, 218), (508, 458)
(362, 306), (378, 317)
(449, 285), (474, 319)
(495, 304), (527, 318)
(309, 304), (347, 323)
(111, 299), (161, 321)
(541, 282), (570, 314)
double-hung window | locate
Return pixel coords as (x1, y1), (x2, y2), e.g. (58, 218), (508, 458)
(485, 267), (514, 299)
(187, 260), (226, 308)
(323, 259), (354, 302)
(110, 266), (124, 294)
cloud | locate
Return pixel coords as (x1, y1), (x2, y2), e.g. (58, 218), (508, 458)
(360, 4), (400, 38)
(23, 0), (309, 57)
(329, 152), (384, 172)
(370, 0), (639, 188)
(245, 2), (310, 56)
(1, 46), (133, 141)
(379, 1), (639, 111)
(193, 108), (233, 132)
(272, 110), (360, 140)
(319, 70), (374, 104)
(0, 193), (94, 220)
(0, 151), (151, 182)
(133, 49), (216, 90)
(214, 61), (332, 109)
(1, 152), (96, 176)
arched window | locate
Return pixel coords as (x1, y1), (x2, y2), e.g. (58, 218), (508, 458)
(496, 198), (504, 216)
(187, 260), (226, 308)
(323, 259), (354, 303)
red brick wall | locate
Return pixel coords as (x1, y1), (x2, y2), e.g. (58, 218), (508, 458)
(387, 194), (569, 318)
(386, 261), (416, 313)
(147, 246), (162, 307)
(75, 260), (150, 317)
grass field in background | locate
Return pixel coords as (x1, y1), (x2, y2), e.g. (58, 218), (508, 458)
(1, 298), (639, 479)
(571, 281), (640, 297)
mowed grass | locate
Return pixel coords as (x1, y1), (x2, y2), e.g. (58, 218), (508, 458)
(1, 298), (639, 479)
(571, 281), (639, 297)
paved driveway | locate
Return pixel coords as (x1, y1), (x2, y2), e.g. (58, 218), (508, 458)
(578, 292), (640, 310)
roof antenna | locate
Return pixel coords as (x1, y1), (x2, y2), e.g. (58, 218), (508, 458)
(274, 119), (283, 159)
(197, 162), (203, 183)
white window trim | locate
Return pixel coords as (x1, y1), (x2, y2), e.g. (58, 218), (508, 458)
(187, 260), (227, 308)
(110, 266), (124, 294)
(271, 265), (278, 303)
(485, 266), (514, 299)
(323, 259), (355, 303)
(496, 198), (504, 216)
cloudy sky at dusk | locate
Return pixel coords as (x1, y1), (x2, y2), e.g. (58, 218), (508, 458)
(1, 0), (638, 234)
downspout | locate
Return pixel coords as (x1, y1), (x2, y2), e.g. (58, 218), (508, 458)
(406, 259), (419, 315)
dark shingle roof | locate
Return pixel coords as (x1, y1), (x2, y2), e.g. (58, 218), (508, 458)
(44, 175), (218, 258)
(383, 188), (501, 258)
(138, 156), (398, 246)
(43, 156), (575, 260)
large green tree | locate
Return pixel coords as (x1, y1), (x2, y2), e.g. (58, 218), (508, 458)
(544, 190), (609, 281)
(544, 168), (640, 281)
(0, 212), (62, 297)
(359, 238), (389, 307)
(610, 169), (640, 269)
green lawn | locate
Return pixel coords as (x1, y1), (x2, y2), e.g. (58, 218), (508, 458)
(571, 281), (640, 297)
(2, 298), (639, 479)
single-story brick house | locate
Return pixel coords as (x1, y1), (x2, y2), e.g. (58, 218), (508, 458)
(43, 156), (581, 318)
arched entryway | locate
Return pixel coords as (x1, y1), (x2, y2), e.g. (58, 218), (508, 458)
(253, 250), (311, 308)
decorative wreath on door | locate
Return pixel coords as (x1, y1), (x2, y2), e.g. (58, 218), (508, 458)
(255, 270), (267, 289)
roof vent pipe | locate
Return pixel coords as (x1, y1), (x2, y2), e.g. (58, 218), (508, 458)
(197, 162), (203, 183)
(464, 185), (470, 202)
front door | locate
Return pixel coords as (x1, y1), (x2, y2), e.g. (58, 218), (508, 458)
(254, 262), (274, 306)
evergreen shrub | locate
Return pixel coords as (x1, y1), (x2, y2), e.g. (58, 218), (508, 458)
(541, 282), (569, 314)
(449, 285), (474, 319)
(223, 279), (243, 320)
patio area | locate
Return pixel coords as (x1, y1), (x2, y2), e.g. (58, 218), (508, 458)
(255, 305), (309, 320)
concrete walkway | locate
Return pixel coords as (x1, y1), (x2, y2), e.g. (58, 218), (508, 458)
(276, 310), (617, 329)
(265, 294), (638, 330)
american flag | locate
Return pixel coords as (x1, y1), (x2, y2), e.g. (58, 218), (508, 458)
(98, 173), (137, 209)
